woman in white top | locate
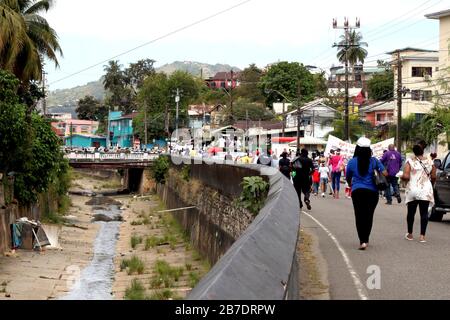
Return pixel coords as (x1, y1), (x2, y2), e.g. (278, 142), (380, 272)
(401, 144), (436, 243)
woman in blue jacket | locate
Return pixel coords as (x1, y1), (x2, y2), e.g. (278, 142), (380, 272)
(346, 137), (388, 250)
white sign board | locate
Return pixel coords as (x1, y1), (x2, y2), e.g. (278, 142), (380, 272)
(324, 135), (395, 159)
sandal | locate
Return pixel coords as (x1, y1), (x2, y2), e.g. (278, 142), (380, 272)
(404, 233), (413, 241)
(358, 243), (367, 250)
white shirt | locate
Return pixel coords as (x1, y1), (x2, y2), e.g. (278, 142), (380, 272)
(319, 166), (330, 179)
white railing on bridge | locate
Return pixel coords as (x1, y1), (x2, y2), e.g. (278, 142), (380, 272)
(65, 152), (158, 161)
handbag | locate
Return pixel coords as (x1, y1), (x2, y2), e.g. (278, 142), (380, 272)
(372, 158), (388, 191)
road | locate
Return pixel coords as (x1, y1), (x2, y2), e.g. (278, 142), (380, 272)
(301, 193), (450, 300)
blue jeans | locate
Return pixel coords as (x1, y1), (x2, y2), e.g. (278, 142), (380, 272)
(385, 176), (400, 203)
(313, 182), (320, 194)
(332, 172), (341, 192)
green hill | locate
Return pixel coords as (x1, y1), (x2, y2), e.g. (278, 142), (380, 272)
(47, 61), (241, 111)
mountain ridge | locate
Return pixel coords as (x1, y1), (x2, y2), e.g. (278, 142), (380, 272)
(47, 61), (241, 109)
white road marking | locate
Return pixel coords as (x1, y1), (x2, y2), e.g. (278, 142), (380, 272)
(302, 211), (369, 300)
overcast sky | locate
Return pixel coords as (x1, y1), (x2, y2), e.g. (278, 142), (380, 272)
(44, 0), (448, 90)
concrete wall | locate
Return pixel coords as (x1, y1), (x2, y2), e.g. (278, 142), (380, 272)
(157, 156), (300, 300)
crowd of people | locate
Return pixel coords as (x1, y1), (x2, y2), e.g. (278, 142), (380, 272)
(274, 138), (438, 251)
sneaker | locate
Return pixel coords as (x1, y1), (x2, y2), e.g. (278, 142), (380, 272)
(385, 202), (392, 205)
(358, 243), (368, 250)
(405, 233), (413, 241)
(321, 193), (325, 197)
(396, 196), (402, 204)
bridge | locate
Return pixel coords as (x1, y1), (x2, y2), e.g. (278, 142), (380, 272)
(65, 152), (159, 169)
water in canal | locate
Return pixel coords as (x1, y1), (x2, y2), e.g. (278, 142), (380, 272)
(62, 197), (122, 300)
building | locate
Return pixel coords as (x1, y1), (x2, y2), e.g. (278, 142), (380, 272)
(50, 117), (99, 138)
(359, 101), (396, 127)
(285, 99), (337, 139)
(64, 134), (106, 148)
(108, 111), (139, 148)
(188, 104), (214, 129)
(387, 47), (439, 118)
(205, 71), (240, 89)
(328, 65), (386, 92)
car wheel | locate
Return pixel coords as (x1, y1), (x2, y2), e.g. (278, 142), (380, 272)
(429, 206), (444, 222)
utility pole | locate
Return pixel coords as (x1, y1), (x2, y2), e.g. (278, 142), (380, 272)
(296, 85), (302, 152)
(312, 110), (315, 137)
(42, 70), (47, 116)
(333, 17), (361, 142)
(282, 101), (286, 138)
(144, 102), (148, 146)
(175, 88), (180, 142)
(396, 51), (402, 153)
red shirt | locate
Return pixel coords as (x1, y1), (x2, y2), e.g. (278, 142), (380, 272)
(312, 170), (320, 183)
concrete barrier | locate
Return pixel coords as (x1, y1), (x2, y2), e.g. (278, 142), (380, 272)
(159, 156), (300, 300)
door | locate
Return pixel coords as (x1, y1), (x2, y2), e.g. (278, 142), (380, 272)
(435, 153), (450, 208)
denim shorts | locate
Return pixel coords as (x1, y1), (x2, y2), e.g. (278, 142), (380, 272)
(320, 178), (328, 184)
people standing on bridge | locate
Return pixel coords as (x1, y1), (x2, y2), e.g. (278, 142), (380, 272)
(292, 149), (314, 211)
(278, 152), (291, 179)
(381, 144), (403, 205)
(401, 144), (436, 243)
(346, 137), (387, 250)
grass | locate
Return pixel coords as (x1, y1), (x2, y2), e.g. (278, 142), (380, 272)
(185, 263), (192, 271)
(124, 279), (147, 300)
(1, 281), (7, 286)
(121, 256), (145, 275)
(188, 271), (200, 288)
(0, 288), (5, 293)
(148, 289), (180, 300)
(192, 250), (202, 261)
(130, 220), (144, 226)
(130, 235), (143, 249)
(149, 260), (184, 289)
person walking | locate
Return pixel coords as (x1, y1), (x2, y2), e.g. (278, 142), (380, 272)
(318, 161), (330, 197)
(381, 144), (403, 205)
(278, 152), (291, 179)
(292, 149), (314, 210)
(401, 144), (436, 243)
(330, 149), (344, 199)
(312, 166), (320, 196)
(346, 137), (387, 250)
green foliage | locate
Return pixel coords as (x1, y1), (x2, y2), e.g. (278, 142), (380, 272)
(232, 64), (265, 103)
(325, 114), (372, 143)
(150, 260), (184, 289)
(152, 156), (170, 183)
(367, 71), (394, 101)
(188, 271), (201, 288)
(131, 235), (143, 249)
(121, 256), (145, 275)
(148, 289), (178, 300)
(259, 61), (316, 107)
(336, 30), (368, 66)
(181, 165), (191, 182)
(225, 98), (275, 121)
(76, 95), (108, 122)
(237, 176), (269, 215)
(124, 279), (147, 300)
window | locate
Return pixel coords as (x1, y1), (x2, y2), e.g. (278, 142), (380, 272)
(415, 113), (425, 122)
(80, 125), (89, 134)
(220, 81), (226, 88)
(412, 67), (432, 77)
(376, 114), (384, 121)
(411, 90), (432, 101)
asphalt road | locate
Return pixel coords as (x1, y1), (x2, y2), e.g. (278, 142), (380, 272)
(300, 192), (450, 300)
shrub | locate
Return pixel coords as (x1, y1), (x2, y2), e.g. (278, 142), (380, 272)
(131, 235), (143, 249)
(188, 272), (200, 288)
(149, 289), (177, 300)
(237, 176), (269, 215)
(181, 165), (191, 182)
(121, 256), (145, 275)
(152, 156), (169, 183)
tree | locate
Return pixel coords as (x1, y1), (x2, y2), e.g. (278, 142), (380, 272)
(367, 71), (394, 101)
(233, 64), (264, 103)
(313, 71), (328, 98)
(0, 70), (28, 203)
(0, 0), (62, 82)
(224, 98), (275, 121)
(76, 95), (102, 120)
(124, 58), (156, 91)
(259, 61), (315, 108)
(325, 114), (372, 143)
(336, 30), (368, 67)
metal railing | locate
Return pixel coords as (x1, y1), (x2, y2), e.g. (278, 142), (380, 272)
(65, 152), (159, 162)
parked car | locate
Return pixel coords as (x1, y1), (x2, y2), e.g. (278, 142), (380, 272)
(429, 152), (450, 221)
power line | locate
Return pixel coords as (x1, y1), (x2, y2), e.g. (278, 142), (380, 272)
(49, 0), (253, 86)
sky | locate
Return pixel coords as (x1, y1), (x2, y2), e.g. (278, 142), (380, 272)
(43, 0), (449, 90)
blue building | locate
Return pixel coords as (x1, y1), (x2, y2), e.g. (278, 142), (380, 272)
(108, 111), (139, 148)
(64, 134), (106, 148)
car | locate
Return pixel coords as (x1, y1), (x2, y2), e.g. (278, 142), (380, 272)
(429, 152), (450, 221)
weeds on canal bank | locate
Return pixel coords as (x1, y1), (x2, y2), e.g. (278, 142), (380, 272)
(130, 235), (142, 249)
(124, 279), (146, 300)
(121, 256), (145, 275)
(149, 260), (184, 289)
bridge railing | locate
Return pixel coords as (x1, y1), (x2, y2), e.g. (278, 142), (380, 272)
(65, 152), (158, 162)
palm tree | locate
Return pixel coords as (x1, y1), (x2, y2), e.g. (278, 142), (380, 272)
(0, 0), (62, 82)
(336, 30), (368, 88)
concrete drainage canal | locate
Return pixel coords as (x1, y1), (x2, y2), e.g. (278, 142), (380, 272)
(62, 196), (123, 300)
